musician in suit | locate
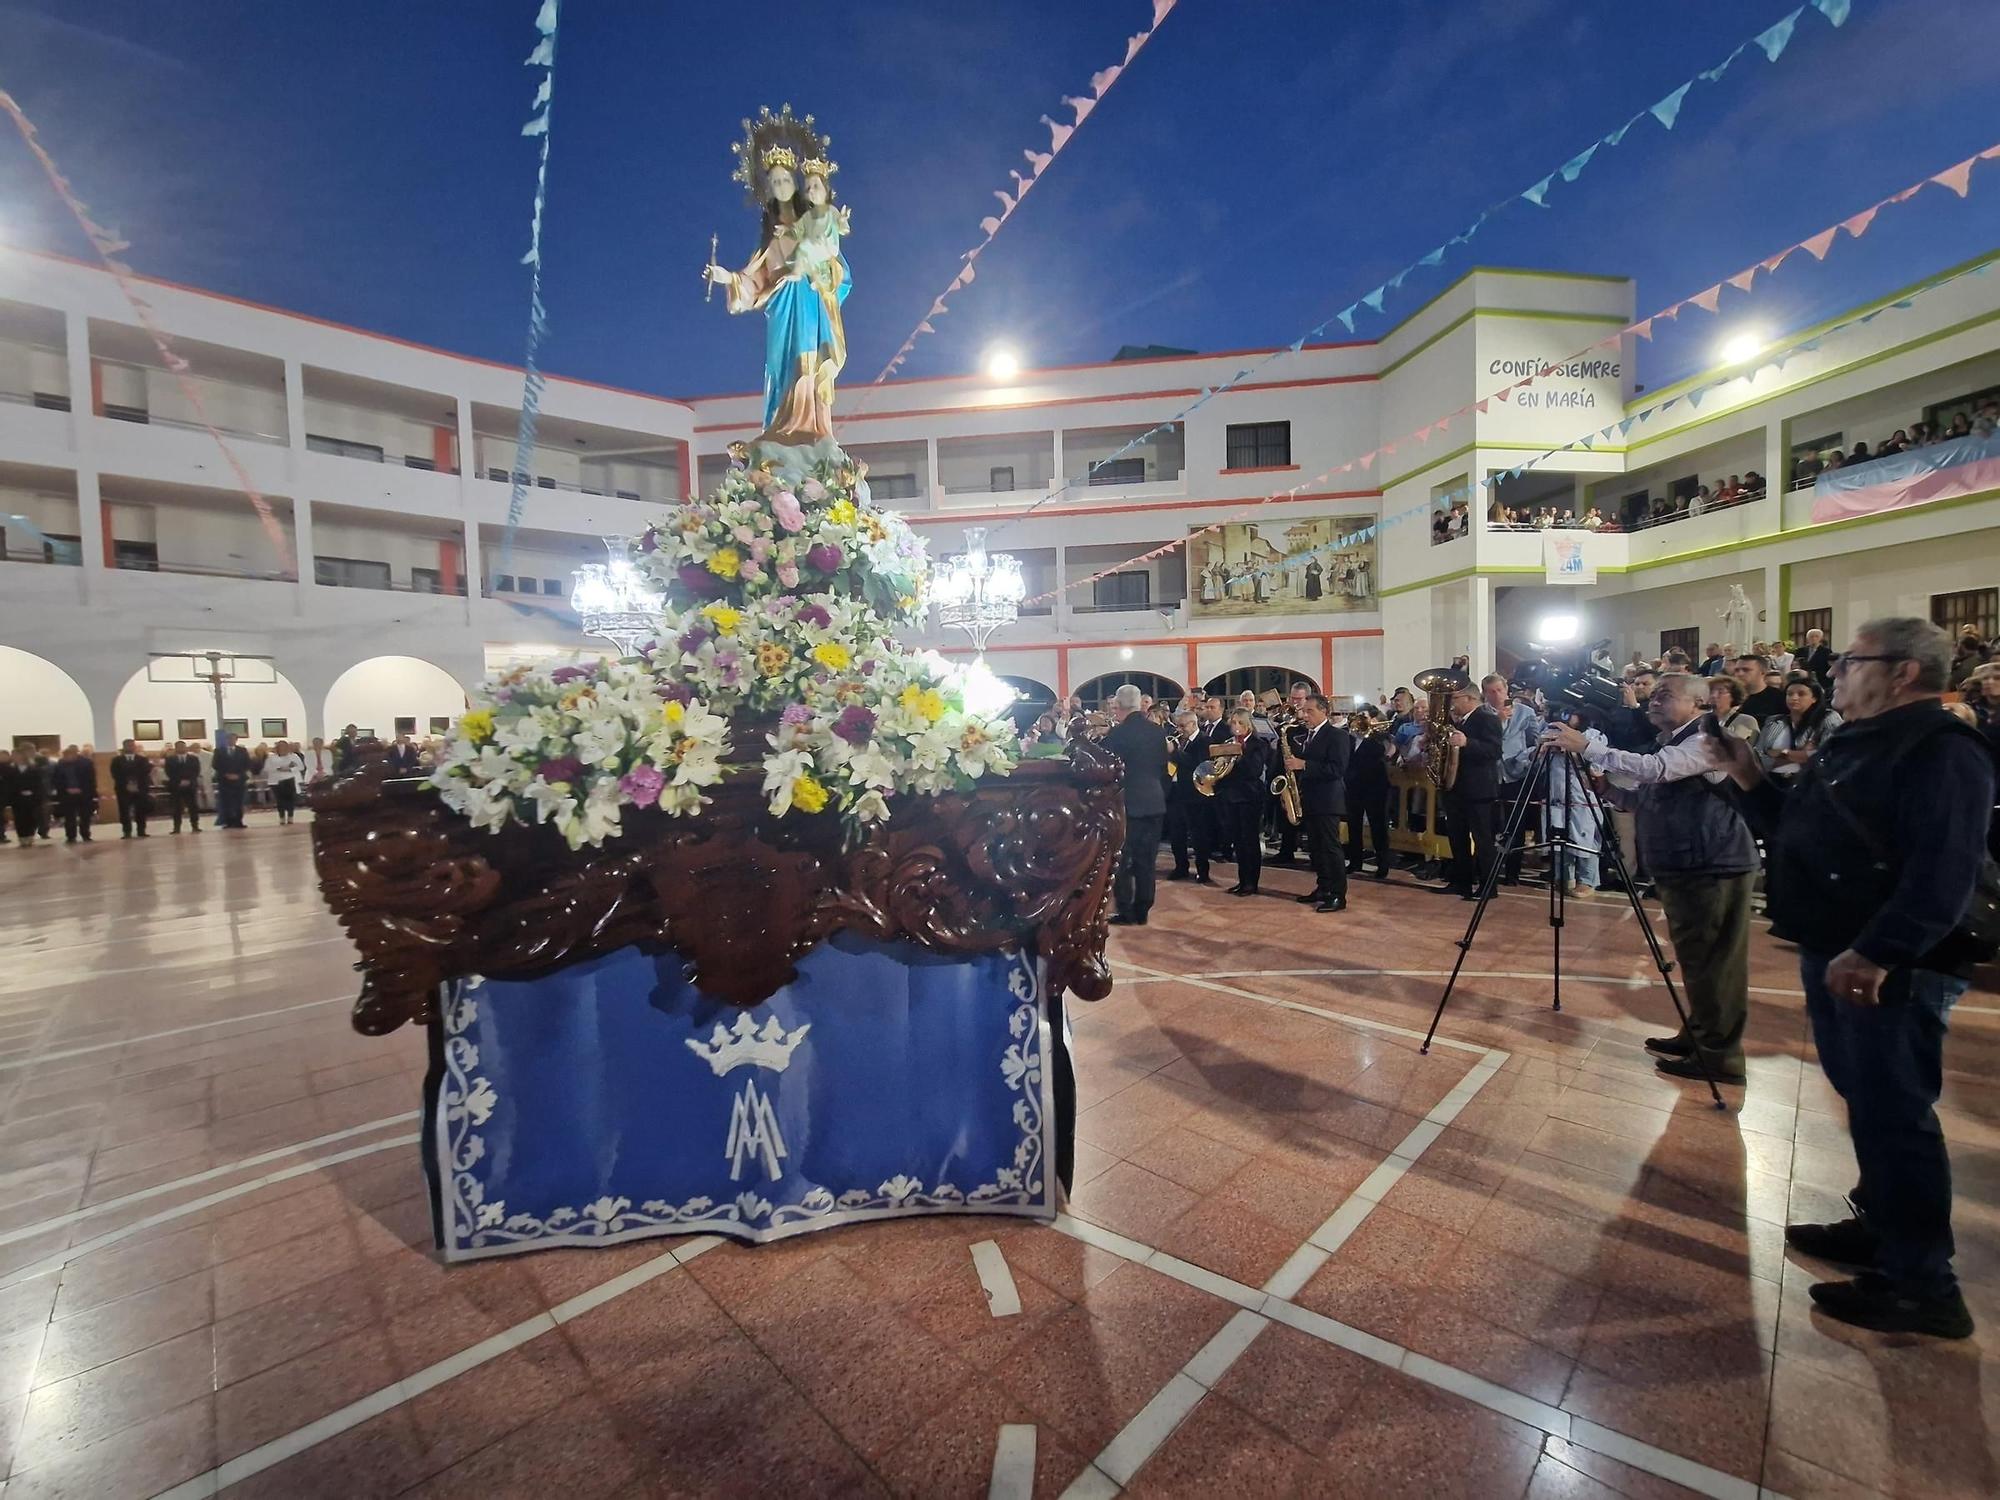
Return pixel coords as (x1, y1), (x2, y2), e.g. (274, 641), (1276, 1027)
(1441, 681), (1503, 898)
(386, 735), (424, 776)
(1102, 685), (1171, 927)
(162, 741), (202, 832)
(212, 731), (252, 830)
(1164, 711), (1207, 883)
(0, 749), (18, 844)
(334, 724), (361, 773)
(109, 739), (154, 838)
(12, 752), (50, 844)
(50, 745), (98, 844)
(1343, 709), (1393, 879)
(1217, 708), (1274, 895)
(1283, 694), (1352, 912)
(1194, 695), (1232, 867)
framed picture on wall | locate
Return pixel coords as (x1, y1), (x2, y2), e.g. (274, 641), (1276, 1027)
(394, 716), (417, 736)
(222, 718), (250, 738)
(177, 719), (206, 740)
(429, 716), (450, 733)
(356, 728), (377, 740)
(260, 718), (288, 738)
(131, 720), (164, 742)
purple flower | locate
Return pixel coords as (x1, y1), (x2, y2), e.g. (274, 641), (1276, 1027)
(832, 705), (877, 745)
(658, 682), (694, 705)
(638, 529), (658, 554)
(678, 627), (710, 655)
(537, 756), (584, 783)
(781, 703), (814, 726)
(677, 562), (725, 599)
(713, 649), (744, 688)
(806, 543), (842, 573)
(619, 764), (665, 808)
(796, 602), (832, 629)
(550, 665), (594, 685)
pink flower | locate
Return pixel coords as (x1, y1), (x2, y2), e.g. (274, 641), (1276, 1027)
(771, 490), (805, 532)
(780, 703), (814, 726)
(802, 478), (826, 501)
(619, 764), (665, 808)
(776, 563), (800, 588)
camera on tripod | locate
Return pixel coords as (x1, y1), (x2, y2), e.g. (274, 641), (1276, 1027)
(1509, 641), (1624, 729)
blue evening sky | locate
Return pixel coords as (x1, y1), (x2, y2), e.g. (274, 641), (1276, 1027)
(1, 0), (1994, 408)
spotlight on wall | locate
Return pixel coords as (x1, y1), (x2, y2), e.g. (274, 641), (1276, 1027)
(1119, 646), (1134, 661)
(1716, 330), (1765, 366)
(983, 345), (1021, 382)
(1534, 613), (1580, 645)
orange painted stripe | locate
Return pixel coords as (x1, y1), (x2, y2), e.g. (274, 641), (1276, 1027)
(899, 489), (1380, 525)
(936, 627), (1382, 653)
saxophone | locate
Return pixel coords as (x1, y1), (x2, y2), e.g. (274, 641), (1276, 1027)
(1413, 666), (1464, 791)
(1270, 725), (1304, 825)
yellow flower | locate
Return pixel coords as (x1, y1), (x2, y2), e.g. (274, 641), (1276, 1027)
(700, 603), (742, 635)
(757, 643), (792, 678)
(900, 685), (945, 723)
(792, 774), (830, 814)
(810, 642), (852, 672)
(663, 701), (685, 727)
(826, 499), (858, 528)
(459, 708), (494, 743)
(920, 689), (946, 722)
(896, 595), (915, 612)
(706, 546), (742, 578)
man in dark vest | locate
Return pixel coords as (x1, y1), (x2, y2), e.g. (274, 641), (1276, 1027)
(1282, 693), (1351, 912)
(1548, 672), (1758, 1084)
(12, 751), (50, 844)
(1102, 685), (1170, 927)
(1164, 711), (1207, 883)
(50, 745), (98, 844)
(1440, 681), (1502, 898)
(212, 731), (252, 830)
(110, 739), (153, 838)
(163, 741), (202, 832)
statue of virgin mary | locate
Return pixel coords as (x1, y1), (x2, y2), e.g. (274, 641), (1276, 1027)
(706, 106), (851, 458)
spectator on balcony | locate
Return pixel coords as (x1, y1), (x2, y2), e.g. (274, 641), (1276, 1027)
(1745, 470), (1766, 495)
(1582, 506), (1604, 530)
(1881, 429), (1912, 456)
(1793, 451), (1824, 485)
(1848, 440), (1874, 467)
(1944, 412), (1972, 440)
(1687, 486), (1712, 518)
(1717, 476), (1742, 505)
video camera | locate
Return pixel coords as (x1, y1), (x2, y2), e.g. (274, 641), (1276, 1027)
(1509, 641), (1625, 730)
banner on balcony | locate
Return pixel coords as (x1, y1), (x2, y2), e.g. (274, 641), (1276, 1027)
(1810, 432), (2000, 524)
(432, 935), (1054, 1259)
(1189, 515), (1376, 618)
(1543, 532), (1598, 585)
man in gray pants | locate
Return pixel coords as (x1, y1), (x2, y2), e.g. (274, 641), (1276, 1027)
(1548, 673), (1758, 1084)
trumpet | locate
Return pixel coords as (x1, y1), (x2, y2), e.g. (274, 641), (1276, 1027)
(1270, 724), (1304, 825)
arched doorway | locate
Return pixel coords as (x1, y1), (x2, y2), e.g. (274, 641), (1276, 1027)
(996, 675), (1055, 734)
(1203, 666), (1319, 703)
(112, 659), (308, 750)
(324, 656), (469, 743)
(0, 645), (94, 751)
(1072, 671), (1185, 711)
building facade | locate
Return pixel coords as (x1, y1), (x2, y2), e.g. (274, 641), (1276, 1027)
(1, 245), (1995, 750)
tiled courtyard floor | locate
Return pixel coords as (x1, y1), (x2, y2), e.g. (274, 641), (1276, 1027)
(0, 821), (1995, 1497)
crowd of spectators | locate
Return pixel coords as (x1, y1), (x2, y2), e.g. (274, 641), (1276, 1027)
(1789, 396), (2000, 487)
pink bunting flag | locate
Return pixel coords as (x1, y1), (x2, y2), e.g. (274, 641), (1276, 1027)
(1092, 64), (1123, 95)
(1153, 0), (1175, 24)
(993, 189), (1016, 214)
(1799, 227), (1838, 261)
(1474, 399), (1490, 415)
(1631, 318), (1654, 340)
(1042, 116), (1073, 152)
(929, 296), (950, 316)
(1888, 184), (1921, 204)
(1024, 149), (1052, 175)
(1414, 424), (1433, 443)
(1726, 269), (1756, 293)
(1066, 94), (1097, 126)
(1760, 249), (1792, 274)
(1690, 285), (1722, 314)
(1435, 415), (1451, 432)
(1840, 205), (1879, 239)
(978, 217), (1000, 236)
(1932, 158), (1976, 198)
(915, 321), (935, 336)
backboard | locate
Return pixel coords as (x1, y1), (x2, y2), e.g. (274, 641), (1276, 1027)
(145, 652), (279, 686)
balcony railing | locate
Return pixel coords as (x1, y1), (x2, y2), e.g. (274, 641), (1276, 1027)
(92, 357), (287, 445)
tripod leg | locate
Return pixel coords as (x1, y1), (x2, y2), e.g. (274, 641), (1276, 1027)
(1574, 759), (1726, 1111)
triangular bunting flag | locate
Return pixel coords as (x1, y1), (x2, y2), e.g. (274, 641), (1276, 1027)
(1336, 306), (1357, 333)
(1841, 205), (1879, 238)
(1800, 228), (1838, 261)
(1362, 288), (1386, 314)
(1933, 158), (1976, 198)
(1559, 143), (1598, 183)
(1523, 176), (1555, 207)
(1650, 82), (1692, 130)
(1754, 11), (1801, 61)
(1618, 418), (1636, 437)
(1727, 269), (1756, 293)
(1691, 285), (1723, 314)
(1699, 42), (1748, 82)
(1042, 116), (1073, 151)
(1631, 318), (1654, 341)
(1474, 399), (1489, 415)
(1605, 114), (1640, 148)
(1811, 0), (1851, 26)
(1419, 247), (1445, 267)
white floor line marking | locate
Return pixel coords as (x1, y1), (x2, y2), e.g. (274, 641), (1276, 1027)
(970, 1238), (1022, 1318)
(988, 1422), (1037, 1500)
(148, 1235), (723, 1499)
(0, 934), (352, 989)
(0, 1133), (419, 1292)
(0, 1112), (420, 1250)
(1118, 963), (1492, 1056)
(1126, 965), (1811, 1000)
(0, 996), (353, 1073)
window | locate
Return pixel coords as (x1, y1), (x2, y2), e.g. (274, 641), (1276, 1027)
(493, 575), (516, 593)
(1090, 572), (1151, 611)
(102, 403), (149, 424)
(314, 555), (393, 590)
(1924, 382), (2000, 433)
(1931, 588), (1998, 643)
(112, 539), (159, 572)
(1088, 457), (1146, 486)
(41, 534), (81, 566)
(1225, 421), (1291, 470)
(1668, 474), (1699, 501)
(306, 434), (386, 462)
(403, 455), (436, 472)
(542, 578), (563, 596)
(1660, 628), (1700, 659)
(989, 466), (1015, 493)
(410, 567), (443, 594)
(31, 392), (70, 412)
(614, 489), (642, 501)
(394, 717), (418, 737)
(429, 716), (451, 734)
(537, 476), (556, 489)
(260, 718), (289, 738)
(870, 472), (919, 500)
(487, 467), (511, 483)
(1788, 607), (1832, 643)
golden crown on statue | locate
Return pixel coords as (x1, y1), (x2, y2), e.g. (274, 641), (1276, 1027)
(730, 104), (831, 205)
(799, 156), (837, 179)
(759, 145), (798, 172)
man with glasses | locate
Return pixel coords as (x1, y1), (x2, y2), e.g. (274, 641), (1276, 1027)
(1546, 673), (1758, 1084)
(1708, 618), (1992, 1338)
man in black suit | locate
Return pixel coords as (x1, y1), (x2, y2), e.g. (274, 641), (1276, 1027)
(1799, 628), (1834, 691)
(386, 734), (423, 776)
(1283, 694), (1351, 912)
(335, 723), (361, 773)
(109, 740), (154, 838)
(12, 752), (49, 844)
(1164, 710), (1207, 883)
(1103, 685), (1170, 927)
(163, 741), (202, 832)
(212, 732), (252, 829)
(1343, 708), (1393, 878)
(1441, 682), (1503, 898)
(1192, 695), (1232, 868)
(1216, 708), (1274, 896)
(51, 746), (98, 844)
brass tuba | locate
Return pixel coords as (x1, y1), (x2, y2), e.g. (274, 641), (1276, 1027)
(1413, 665), (1466, 791)
(1269, 725), (1304, 825)
(1192, 732), (1240, 796)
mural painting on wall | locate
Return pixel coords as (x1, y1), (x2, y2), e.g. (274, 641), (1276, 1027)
(1188, 516), (1375, 620)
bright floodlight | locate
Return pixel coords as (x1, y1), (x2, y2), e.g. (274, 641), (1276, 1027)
(1119, 646), (1134, 661)
(1717, 330), (1764, 365)
(959, 657), (1019, 719)
(1535, 614), (1580, 644)
(983, 345), (1021, 381)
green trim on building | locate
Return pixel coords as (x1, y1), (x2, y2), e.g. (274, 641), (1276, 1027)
(1380, 306), (1630, 380)
(1380, 265), (1634, 348)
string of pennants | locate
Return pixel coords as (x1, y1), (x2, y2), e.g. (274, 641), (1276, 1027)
(987, 0), (1853, 547)
(498, 0), (562, 577)
(0, 87), (295, 573)
(1022, 138), (2000, 608)
(861, 0), (1179, 392)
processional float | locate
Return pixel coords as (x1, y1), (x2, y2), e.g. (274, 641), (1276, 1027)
(311, 106), (1123, 1259)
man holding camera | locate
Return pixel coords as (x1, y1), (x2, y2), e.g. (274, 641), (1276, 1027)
(1545, 673), (1757, 1084)
(1708, 617), (1992, 1338)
